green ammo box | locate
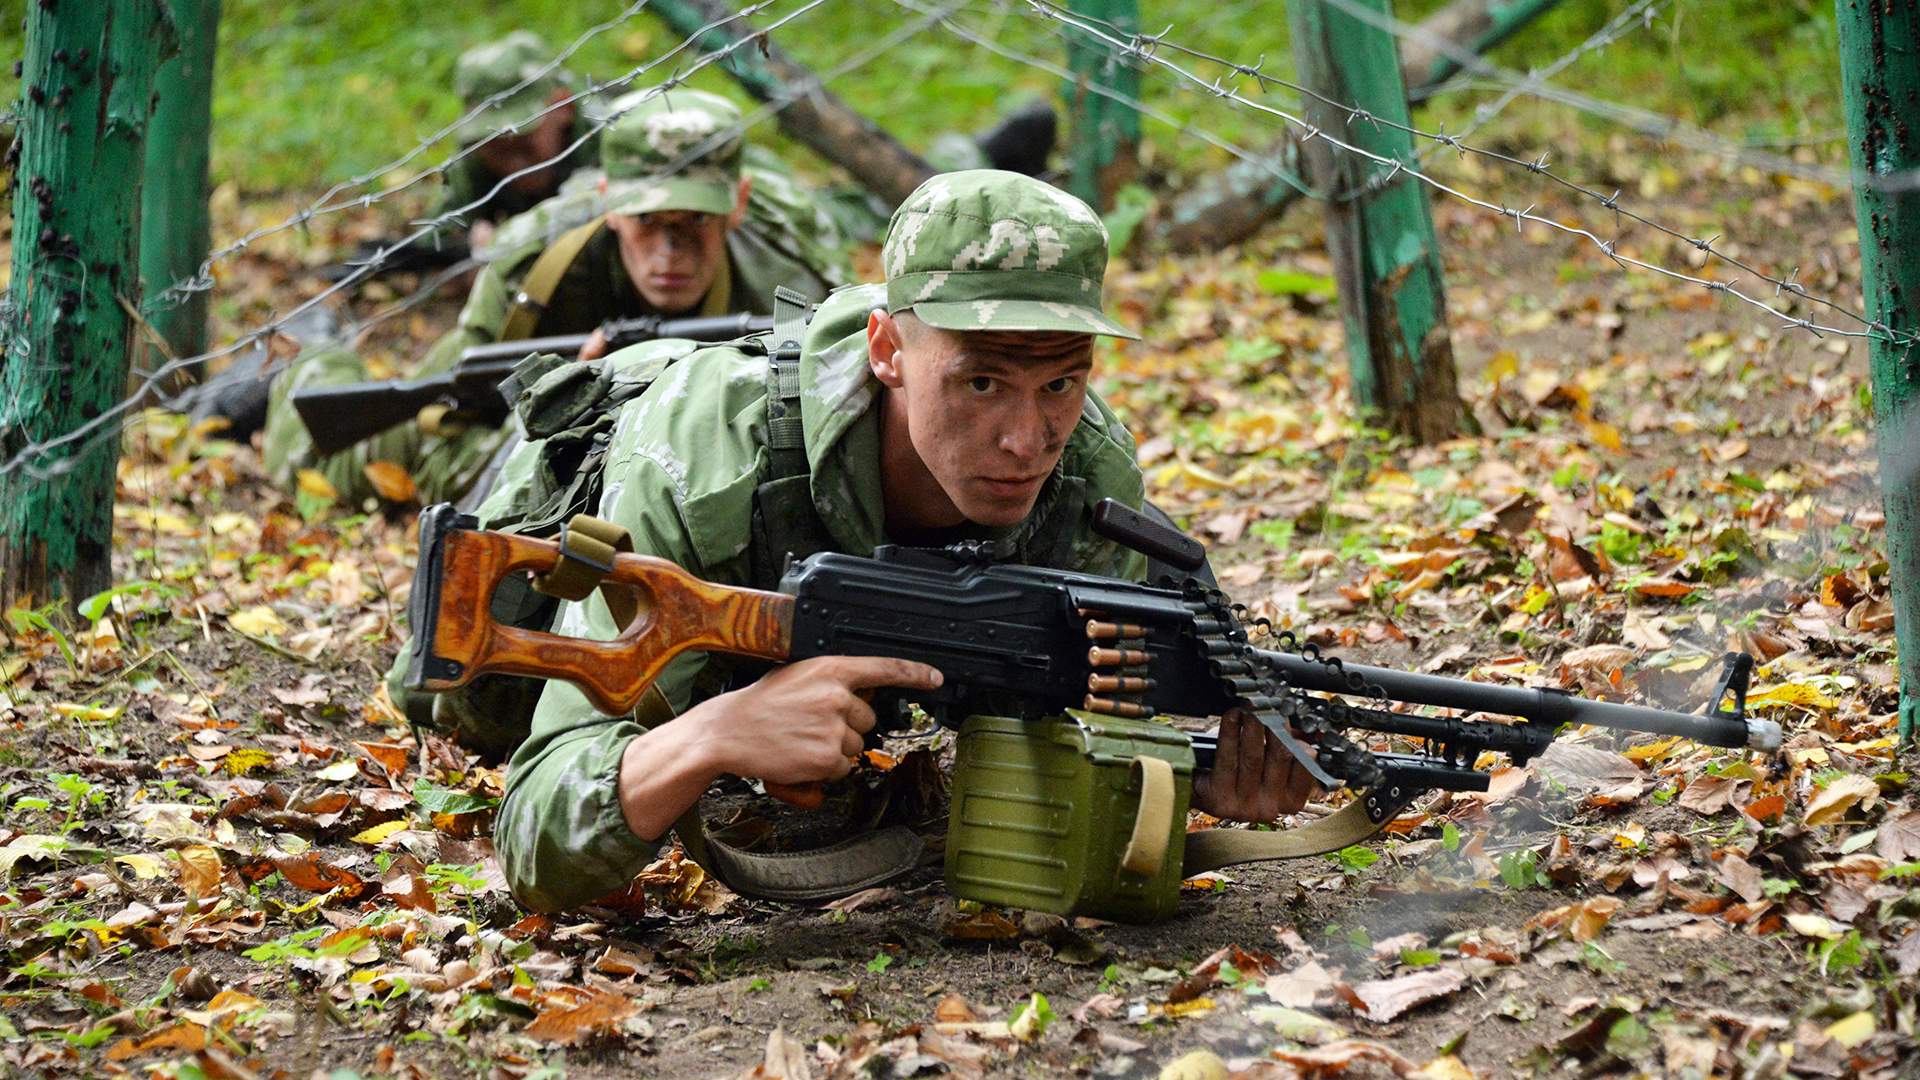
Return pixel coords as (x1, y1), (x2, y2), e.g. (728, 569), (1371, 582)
(943, 711), (1195, 923)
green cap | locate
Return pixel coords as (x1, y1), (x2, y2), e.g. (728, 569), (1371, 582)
(597, 88), (744, 218)
(882, 170), (1136, 339)
(452, 32), (573, 147)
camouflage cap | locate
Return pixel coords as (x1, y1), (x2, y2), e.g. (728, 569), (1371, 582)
(882, 169), (1136, 339)
(597, 88), (744, 218)
(452, 32), (574, 147)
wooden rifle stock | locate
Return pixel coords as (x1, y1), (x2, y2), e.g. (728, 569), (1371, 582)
(410, 519), (828, 807)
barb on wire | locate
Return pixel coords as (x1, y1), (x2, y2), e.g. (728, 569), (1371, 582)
(1016, 0), (1914, 352)
(895, 0), (1332, 203)
(0, 0), (834, 481)
(143, 1), (664, 318)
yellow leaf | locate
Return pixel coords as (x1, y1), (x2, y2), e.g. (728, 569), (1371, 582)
(221, 748), (275, 776)
(1744, 683), (1836, 711)
(115, 854), (169, 880)
(1806, 774), (1880, 826)
(1785, 913), (1844, 940)
(1158, 1049), (1230, 1080)
(50, 702), (123, 723)
(1622, 737), (1683, 764)
(349, 819), (410, 846)
(1484, 351), (1520, 384)
(1583, 419), (1623, 452)
(1823, 1010), (1875, 1048)
(1156, 997), (1216, 1018)
(362, 461), (418, 504)
(1413, 1055), (1477, 1080)
(316, 759), (359, 782)
(228, 605), (287, 638)
(296, 469), (339, 501)
(1612, 823), (1646, 850)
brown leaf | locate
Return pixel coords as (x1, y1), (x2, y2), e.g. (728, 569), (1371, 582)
(1677, 774), (1749, 815)
(1534, 743), (1644, 806)
(269, 674), (328, 708)
(823, 886), (900, 914)
(1632, 577), (1695, 599)
(1528, 897), (1622, 942)
(1715, 853), (1765, 904)
(271, 854), (368, 898)
(175, 846), (224, 899)
(105, 1022), (207, 1061)
(355, 740), (411, 782)
(944, 909), (1021, 941)
(1876, 810), (1920, 863)
(380, 873), (436, 913)
(362, 461), (418, 504)
(934, 993), (980, 1024)
(1270, 1039), (1421, 1074)
(1805, 774), (1879, 826)
(524, 987), (640, 1045)
(1337, 968), (1465, 1023)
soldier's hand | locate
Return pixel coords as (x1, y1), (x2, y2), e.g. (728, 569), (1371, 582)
(1191, 707), (1318, 823)
(702, 656), (943, 785)
(578, 328), (610, 361)
(469, 220), (496, 249)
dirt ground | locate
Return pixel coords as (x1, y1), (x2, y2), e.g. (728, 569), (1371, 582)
(1, 152), (1914, 1079)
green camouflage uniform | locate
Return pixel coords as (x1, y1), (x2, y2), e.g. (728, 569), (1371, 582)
(433, 32), (604, 227)
(490, 170), (1147, 912)
(262, 88), (849, 507)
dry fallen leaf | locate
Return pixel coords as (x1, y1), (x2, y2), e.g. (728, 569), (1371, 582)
(1338, 968), (1466, 1023)
(524, 986), (641, 1045)
(362, 460), (419, 503)
(1805, 774), (1880, 826)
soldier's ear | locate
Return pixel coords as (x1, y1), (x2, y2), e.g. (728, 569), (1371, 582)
(867, 310), (907, 388)
(728, 177), (751, 230)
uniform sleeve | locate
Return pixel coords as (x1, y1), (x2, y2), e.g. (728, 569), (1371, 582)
(492, 452), (719, 912)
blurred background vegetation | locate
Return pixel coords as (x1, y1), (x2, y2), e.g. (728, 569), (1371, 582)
(0, 0), (1849, 195)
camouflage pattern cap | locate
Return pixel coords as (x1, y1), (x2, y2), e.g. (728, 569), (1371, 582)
(452, 32), (574, 147)
(598, 88), (744, 219)
(882, 169), (1136, 339)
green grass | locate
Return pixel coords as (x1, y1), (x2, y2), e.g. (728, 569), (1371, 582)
(0, 1), (1852, 196)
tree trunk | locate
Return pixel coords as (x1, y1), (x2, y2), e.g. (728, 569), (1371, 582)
(1, 0), (176, 610)
(141, 0), (220, 373)
(1289, 0), (1466, 443)
(1836, 0), (1920, 742)
(648, 0), (935, 206)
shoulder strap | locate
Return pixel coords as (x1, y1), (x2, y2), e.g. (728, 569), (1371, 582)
(499, 215), (607, 342)
(763, 285), (812, 480)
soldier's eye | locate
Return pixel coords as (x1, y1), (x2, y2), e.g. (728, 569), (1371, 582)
(1044, 376), (1078, 394)
(968, 376), (995, 394)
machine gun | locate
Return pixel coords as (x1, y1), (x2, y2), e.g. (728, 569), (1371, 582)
(402, 500), (1780, 826)
(290, 312), (772, 457)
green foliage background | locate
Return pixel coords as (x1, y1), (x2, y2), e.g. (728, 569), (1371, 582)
(0, 0), (1850, 194)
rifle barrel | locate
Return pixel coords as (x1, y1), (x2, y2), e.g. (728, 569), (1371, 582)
(1256, 650), (1779, 750)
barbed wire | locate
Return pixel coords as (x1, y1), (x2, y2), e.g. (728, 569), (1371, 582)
(142, 0), (658, 316)
(1407, 0), (1667, 160)
(0, 0), (835, 481)
(1015, 0), (1911, 352)
(1327, 0), (1896, 193)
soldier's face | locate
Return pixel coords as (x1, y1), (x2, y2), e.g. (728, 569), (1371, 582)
(868, 311), (1093, 530)
(475, 97), (576, 200)
(607, 210), (729, 314)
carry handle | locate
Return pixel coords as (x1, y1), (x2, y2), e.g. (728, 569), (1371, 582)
(1120, 756), (1177, 877)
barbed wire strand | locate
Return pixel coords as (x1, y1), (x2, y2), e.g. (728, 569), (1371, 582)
(141, 0), (659, 315)
(0, 0), (835, 481)
(1325, 0), (1892, 192)
(1015, 0), (1910, 352)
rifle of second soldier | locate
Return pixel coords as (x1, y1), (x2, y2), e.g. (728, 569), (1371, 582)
(291, 312), (772, 457)
(403, 500), (1782, 820)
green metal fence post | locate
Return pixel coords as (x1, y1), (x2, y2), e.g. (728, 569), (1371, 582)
(1288, 0), (1467, 442)
(1, 0), (177, 609)
(1836, 1), (1920, 744)
(1063, 0), (1140, 211)
(141, 0), (220, 369)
